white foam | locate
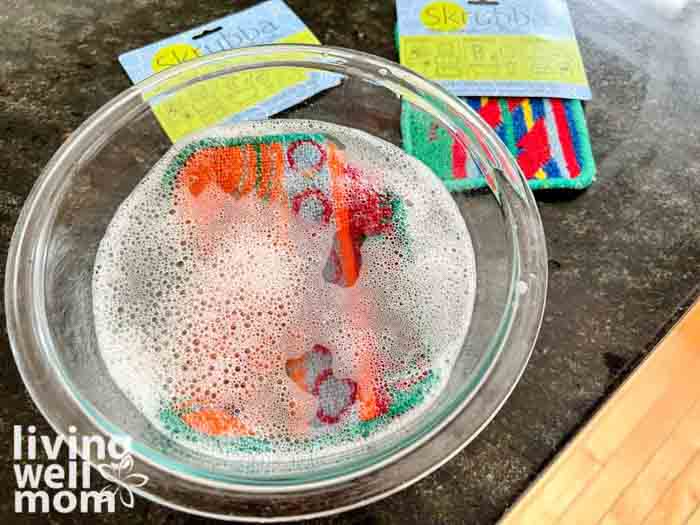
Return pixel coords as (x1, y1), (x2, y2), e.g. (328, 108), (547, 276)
(92, 119), (476, 460)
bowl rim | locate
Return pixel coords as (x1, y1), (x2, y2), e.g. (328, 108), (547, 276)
(5, 44), (547, 520)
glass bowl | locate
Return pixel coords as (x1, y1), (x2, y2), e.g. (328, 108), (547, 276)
(5, 45), (546, 521)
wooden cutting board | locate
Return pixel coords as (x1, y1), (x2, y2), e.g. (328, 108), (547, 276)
(501, 299), (700, 525)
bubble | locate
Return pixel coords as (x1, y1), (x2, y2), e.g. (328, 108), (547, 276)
(517, 281), (529, 295)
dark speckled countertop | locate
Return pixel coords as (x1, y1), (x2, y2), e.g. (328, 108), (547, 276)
(1, 1), (700, 523)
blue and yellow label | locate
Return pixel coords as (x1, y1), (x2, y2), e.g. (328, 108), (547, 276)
(396, 0), (592, 99)
(118, 0), (338, 141)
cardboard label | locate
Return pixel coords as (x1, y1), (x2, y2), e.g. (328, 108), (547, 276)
(119, 0), (338, 141)
(397, 0), (592, 99)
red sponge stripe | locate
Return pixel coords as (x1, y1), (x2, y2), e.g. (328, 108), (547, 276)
(479, 98), (503, 129)
(452, 139), (468, 179)
(550, 99), (580, 178)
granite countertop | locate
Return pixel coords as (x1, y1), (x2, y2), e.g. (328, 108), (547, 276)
(1, 1), (699, 523)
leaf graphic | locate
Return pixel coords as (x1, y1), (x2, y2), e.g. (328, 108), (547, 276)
(125, 473), (149, 488)
(97, 463), (117, 483)
(100, 485), (119, 500)
(118, 454), (134, 477)
(119, 487), (135, 509)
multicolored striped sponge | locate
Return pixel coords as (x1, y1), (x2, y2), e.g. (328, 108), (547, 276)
(401, 96), (596, 191)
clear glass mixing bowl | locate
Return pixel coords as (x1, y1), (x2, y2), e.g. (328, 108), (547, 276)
(5, 45), (547, 521)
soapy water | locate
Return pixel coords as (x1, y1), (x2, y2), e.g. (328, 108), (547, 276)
(92, 120), (476, 460)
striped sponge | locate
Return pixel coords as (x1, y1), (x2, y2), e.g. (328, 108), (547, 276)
(401, 96), (596, 191)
